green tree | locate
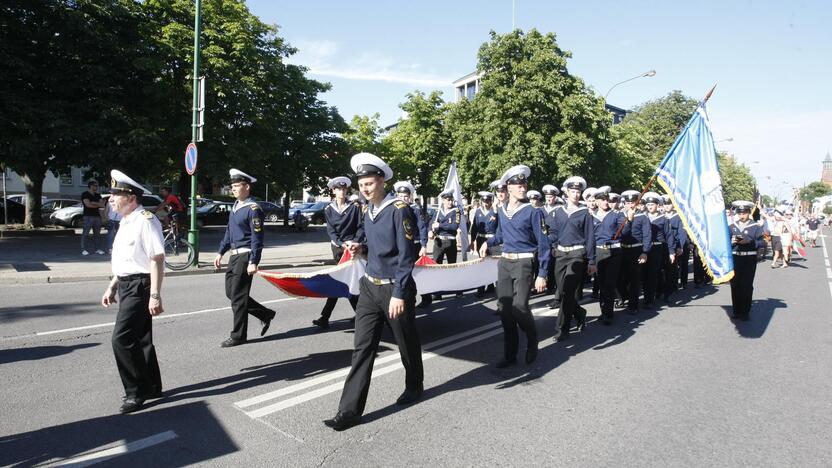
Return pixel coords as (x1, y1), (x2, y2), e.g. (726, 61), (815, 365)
(343, 114), (388, 156)
(823, 205), (832, 216)
(0, 0), (154, 226)
(798, 181), (832, 202)
(385, 91), (451, 205)
(717, 153), (757, 205)
(446, 29), (621, 192)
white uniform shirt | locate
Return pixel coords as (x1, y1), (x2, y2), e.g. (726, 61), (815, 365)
(111, 206), (165, 277)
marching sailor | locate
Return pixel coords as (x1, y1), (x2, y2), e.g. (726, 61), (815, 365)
(541, 185), (560, 305)
(617, 190), (653, 315)
(527, 190), (543, 209)
(662, 195), (687, 301)
(592, 186), (626, 325)
(313, 176), (361, 329)
(471, 191), (499, 297)
(395, 181), (433, 309)
(429, 188), (462, 300)
(214, 169), (276, 347)
(101, 170), (165, 414)
(491, 180), (508, 212)
(324, 153), (424, 431)
(729, 201), (765, 321)
(550, 176), (596, 341)
(480, 165), (550, 367)
(641, 192), (676, 308)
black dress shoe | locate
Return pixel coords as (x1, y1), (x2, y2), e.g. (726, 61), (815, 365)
(312, 318), (330, 329)
(323, 411), (361, 431)
(555, 332), (570, 342)
(416, 301), (431, 309)
(119, 397), (145, 414)
(220, 337), (246, 348)
(143, 389), (163, 400)
(525, 344), (538, 364)
(395, 385), (424, 405)
(260, 319), (272, 336)
(496, 357), (517, 368)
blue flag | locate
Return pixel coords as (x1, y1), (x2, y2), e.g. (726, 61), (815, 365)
(655, 103), (734, 284)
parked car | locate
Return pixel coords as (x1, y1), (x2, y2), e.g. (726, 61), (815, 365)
(287, 202), (313, 220)
(299, 201), (328, 225)
(5, 195), (47, 205)
(0, 198), (25, 223)
(195, 201), (233, 228)
(41, 198), (81, 224)
(50, 194), (162, 228)
(258, 201), (283, 222)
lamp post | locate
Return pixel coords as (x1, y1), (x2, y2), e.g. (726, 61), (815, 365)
(187, 0), (202, 266)
(604, 70), (656, 100)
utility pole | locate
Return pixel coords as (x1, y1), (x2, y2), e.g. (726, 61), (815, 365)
(188, 0), (202, 266)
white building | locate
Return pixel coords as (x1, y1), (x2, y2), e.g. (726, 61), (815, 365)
(2, 166), (92, 199)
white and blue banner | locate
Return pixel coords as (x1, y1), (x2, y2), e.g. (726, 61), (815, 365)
(655, 103), (734, 284)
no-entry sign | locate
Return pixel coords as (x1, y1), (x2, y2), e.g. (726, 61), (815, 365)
(185, 143), (198, 175)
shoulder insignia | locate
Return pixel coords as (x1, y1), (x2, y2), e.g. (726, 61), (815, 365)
(250, 204), (260, 211)
(394, 200), (407, 209)
(142, 210), (153, 219)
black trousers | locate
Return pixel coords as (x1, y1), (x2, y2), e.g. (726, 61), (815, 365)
(693, 246), (707, 284)
(338, 277), (423, 416)
(554, 250), (587, 335)
(226, 252), (275, 340)
(496, 257), (538, 359)
(596, 247), (622, 320)
(663, 247), (679, 299)
(113, 276), (162, 399)
(619, 247), (644, 312)
(320, 244), (359, 320)
(433, 237), (457, 264)
(679, 244), (690, 286)
(642, 245), (663, 303)
(730, 255), (757, 319)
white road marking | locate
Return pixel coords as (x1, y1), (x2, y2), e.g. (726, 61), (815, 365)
(2, 298), (296, 341)
(823, 230), (832, 303)
(47, 430), (178, 467)
(237, 308), (558, 418)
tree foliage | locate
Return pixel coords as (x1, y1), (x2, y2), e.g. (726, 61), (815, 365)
(385, 91), (451, 203)
(798, 181), (832, 202)
(446, 29), (621, 193)
(717, 153), (757, 205)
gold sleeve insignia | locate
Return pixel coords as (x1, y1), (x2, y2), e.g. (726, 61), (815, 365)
(253, 217), (262, 232)
(142, 210), (153, 219)
(403, 217), (413, 240)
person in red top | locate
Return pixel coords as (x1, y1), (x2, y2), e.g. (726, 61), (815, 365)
(156, 186), (185, 231)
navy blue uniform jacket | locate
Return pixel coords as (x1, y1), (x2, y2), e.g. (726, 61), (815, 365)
(218, 198), (265, 264)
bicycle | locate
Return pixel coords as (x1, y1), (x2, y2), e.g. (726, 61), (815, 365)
(163, 216), (195, 270)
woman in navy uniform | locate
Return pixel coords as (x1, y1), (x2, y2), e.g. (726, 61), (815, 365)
(661, 195), (687, 301)
(592, 186), (626, 325)
(471, 190), (499, 297)
(729, 201), (765, 321)
(324, 153), (423, 431)
(101, 170), (165, 414)
(213, 169), (276, 347)
(641, 192), (676, 308)
(550, 176), (596, 341)
(480, 165), (549, 367)
(313, 176), (362, 329)
(617, 190), (653, 315)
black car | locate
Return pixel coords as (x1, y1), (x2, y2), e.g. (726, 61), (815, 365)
(258, 201), (283, 222)
(1, 198), (25, 223)
(299, 201), (328, 225)
(195, 201), (233, 228)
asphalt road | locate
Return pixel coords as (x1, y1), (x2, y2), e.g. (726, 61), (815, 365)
(1, 233), (831, 467)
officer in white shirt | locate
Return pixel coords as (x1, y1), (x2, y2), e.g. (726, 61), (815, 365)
(101, 170), (165, 414)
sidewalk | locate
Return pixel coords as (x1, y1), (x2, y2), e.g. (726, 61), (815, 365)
(0, 225), (335, 284)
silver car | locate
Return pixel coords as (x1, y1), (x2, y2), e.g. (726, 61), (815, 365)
(51, 194), (162, 227)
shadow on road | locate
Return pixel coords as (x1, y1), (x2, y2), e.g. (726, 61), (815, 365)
(721, 297), (788, 339)
(0, 342), (99, 365)
(0, 300), (102, 324)
(0, 401), (237, 467)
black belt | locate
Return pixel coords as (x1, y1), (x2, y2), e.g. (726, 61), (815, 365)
(118, 273), (150, 281)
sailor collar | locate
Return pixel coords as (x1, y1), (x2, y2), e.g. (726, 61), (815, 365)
(593, 209), (612, 222)
(560, 203), (587, 216)
(504, 201), (531, 220)
(328, 200), (350, 215)
(666, 212), (678, 219)
(439, 206), (458, 217)
(477, 206), (494, 217)
(543, 204), (558, 214)
(233, 198), (257, 213)
(647, 213), (664, 221)
(368, 193), (398, 221)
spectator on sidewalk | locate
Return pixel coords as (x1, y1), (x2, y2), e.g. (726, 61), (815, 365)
(81, 180), (105, 255)
(104, 197), (122, 254)
(156, 186), (186, 232)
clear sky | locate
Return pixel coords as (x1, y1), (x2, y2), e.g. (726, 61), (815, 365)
(247, 0), (831, 199)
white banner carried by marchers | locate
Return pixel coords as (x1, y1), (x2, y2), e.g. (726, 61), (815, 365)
(413, 256), (498, 295)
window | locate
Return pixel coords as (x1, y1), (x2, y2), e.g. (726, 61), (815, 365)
(59, 172), (73, 186)
(466, 83), (477, 100)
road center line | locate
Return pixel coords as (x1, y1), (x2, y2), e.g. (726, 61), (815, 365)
(48, 430), (178, 467)
(1, 298), (296, 341)
(239, 308), (557, 418)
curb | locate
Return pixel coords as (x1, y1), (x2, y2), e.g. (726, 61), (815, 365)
(0, 228), (76, 239)
(0, 259), (332, 285)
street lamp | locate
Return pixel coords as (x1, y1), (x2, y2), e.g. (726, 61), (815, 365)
(604, 70), (656, 100)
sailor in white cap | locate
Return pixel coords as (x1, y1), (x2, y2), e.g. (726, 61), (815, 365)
(729, 200), (765, 321)
(615, 190), (652, 313)
(490, 179), (508, 211)
(426, 187), (463, 302)
(471, 190), (499, 297)
(640, 191), (676, 308)
(395, 181), (432, 308)
(480, 165), (549, 367)
(324, 153), (423, 431)
(214, 169), (276, 347)
(591, 185), (626, 325)
(540, 184), (561, 305)
(661, 194), (687, 300)
(313, 176), (361, 329)
(582, 187), (598, 214)
(549, 176), (595, 341)
(101, 169), (164, 413)
(527, 190), (542, 208)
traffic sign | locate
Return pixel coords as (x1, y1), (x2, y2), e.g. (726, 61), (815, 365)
(185, 143), (198, 175)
